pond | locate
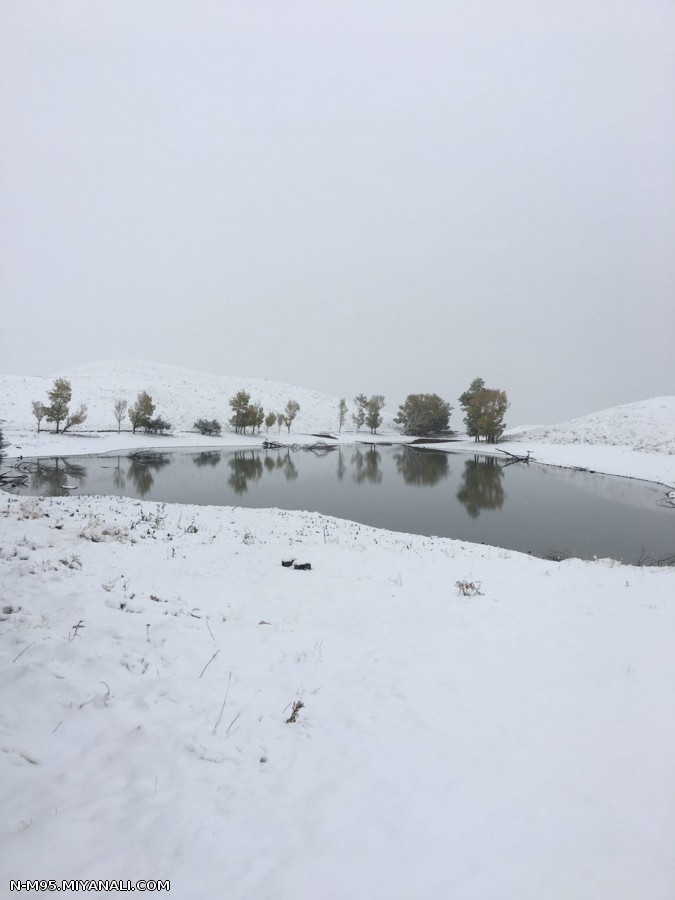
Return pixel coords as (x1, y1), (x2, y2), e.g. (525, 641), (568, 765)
(3, 445), (673, 564)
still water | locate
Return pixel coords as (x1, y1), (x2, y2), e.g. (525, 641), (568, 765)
(4, 445), (673, 563)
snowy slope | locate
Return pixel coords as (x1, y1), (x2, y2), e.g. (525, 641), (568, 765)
(508, 397), (675, 455)
(0, 359), (396, 436)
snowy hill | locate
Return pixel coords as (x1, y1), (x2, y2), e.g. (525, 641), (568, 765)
(508, 397), (675, 456)
(0, 359), (396, 436)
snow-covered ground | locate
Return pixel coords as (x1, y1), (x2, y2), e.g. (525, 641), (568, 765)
(1, 494), (674, 900)
(499, 397), (675, 487)
(2, 363), (675, 899)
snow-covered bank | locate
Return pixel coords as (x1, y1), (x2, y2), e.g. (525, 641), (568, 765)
(501, 397), (675, 487)
(473, 440), (675, 489)
(2, 493), (674, 900)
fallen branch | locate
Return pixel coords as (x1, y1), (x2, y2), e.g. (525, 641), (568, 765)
(496, 448), (533, 463)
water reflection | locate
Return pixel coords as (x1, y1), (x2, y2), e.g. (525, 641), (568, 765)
(393, 448), (449, 486)
(351, 447), (382, 484)
(28, 458), (87, 496)
(228, 451), (264, 494)
(276, 449), (298, 482)
(456, 455), (505, 518)
(5, 444), (671, 563)
(337, 448), (346, 481)
(193, 451), (222, 469)
(112, 457), (126, 490)
(127, 453), (170, 497)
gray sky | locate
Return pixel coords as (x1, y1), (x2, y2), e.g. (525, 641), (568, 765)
(1, 0), (673, 426)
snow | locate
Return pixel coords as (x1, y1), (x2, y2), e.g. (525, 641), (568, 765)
(2, 361), (674, 487)
(2, 363), (675, 899)
(504, 397), (675, 482)
(0, 359), (395, 453)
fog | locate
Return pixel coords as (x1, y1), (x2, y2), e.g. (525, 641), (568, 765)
(1, 1), (673, 425)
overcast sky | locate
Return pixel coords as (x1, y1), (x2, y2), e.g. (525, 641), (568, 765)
(1, 1), (673, 426)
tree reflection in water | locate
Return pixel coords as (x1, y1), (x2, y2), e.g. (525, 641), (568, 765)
(456, 455), (505, 518)
(393, 448), (449, 486)
(127, 454), (170, 497)
(336, 447), (346, 481)
(112, 457), (126, 490)
(351, 447), (382, 484)
(276, 449), (298, 482)
(29, 458), (87, 496)
(228, 451), (264, 494)
(193, 451), (222, 469)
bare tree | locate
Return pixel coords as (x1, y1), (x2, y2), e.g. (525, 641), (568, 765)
(338, 398), (348, 432)
(31, 401), (48, 433)
(113, 399), (128, 433)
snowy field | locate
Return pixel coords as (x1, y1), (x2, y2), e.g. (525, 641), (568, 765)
(1, 362), (675, 899)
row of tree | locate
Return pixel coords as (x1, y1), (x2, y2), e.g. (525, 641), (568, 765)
(341, 395), (386, 434)
(338, 379), (507, 441)
(31, 381), (171, 436)
(391, 379), (508, 441)
(227, 392), (301, 435)
(30, 377), (508, 443)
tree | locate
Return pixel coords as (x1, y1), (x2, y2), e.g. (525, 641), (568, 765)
(459, 379), (508, 443)
(284, 400), (300, 433)
(129, 391), (155, 434)
(365, 395), (385, 434)
(265, 412), (277, 433)
(276, 414), (286, 433)
(352, 394), (367, 432)
(0, 426), (6, 462)
(144, 416), (171, 435)
(45, 377), (72, 433)
(254, 405), (265, 435)
(31, 401), (48, 433)
(62, 403), (88, 433)
(394, 394), (453, 435)
(458, 378), (486, 441)
(194, 418), (221, 436)
(40, 378), (87, 433)
(470, 389), (509, 443)
(338, 398), (348, 432)
(113, 399), (128, 433)
(229, 390), (251, 434)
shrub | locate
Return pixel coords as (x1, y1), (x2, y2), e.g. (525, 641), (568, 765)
(144, 417), (171, 435)
(194, 418), (222, 436)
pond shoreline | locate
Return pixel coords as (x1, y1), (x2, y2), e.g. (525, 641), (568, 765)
(4, 424), (675, 491)
(4, 443), (671, 564)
